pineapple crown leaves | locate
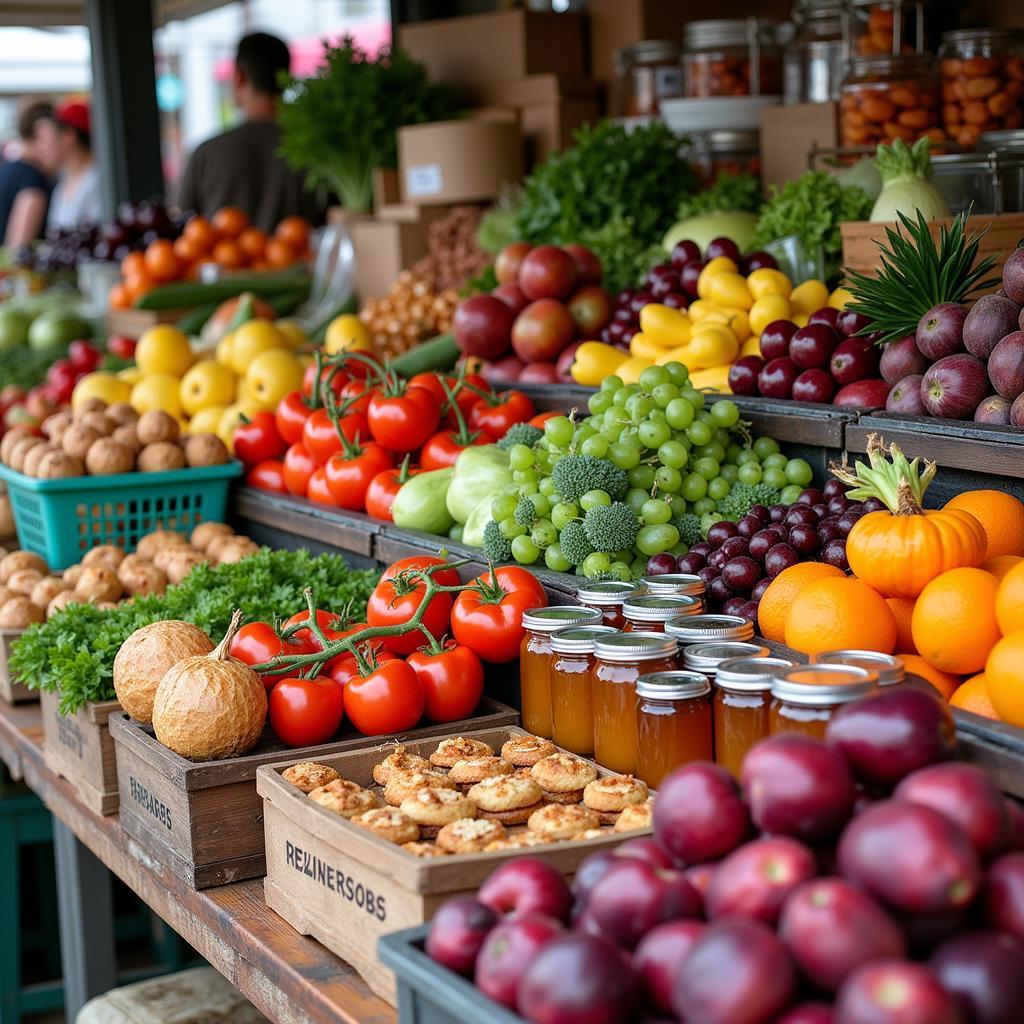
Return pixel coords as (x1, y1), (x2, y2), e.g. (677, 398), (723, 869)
(830, 433), (936, 515)
(844, 208), (1000, 344)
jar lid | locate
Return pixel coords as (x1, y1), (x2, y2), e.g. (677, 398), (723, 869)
(575, 581), (640, 605)
(794, 0), (844, 16)
(637, 670), (712, 700)
(594, 631), (678, 662)
(640, 573), (706, 597)
(703, 129), (761, 150)
(715, 656), (797, 692)
(617, 39), (682, 62)
(685, 18), (779, 50)
(846, 53), (935, 76)
(814, 650), (904, 686)
(980, 129), (1024, 153)
(684, 641), (770, 673)
(770, 663), (878, 705)
(550, 624), (619, 654)
(522, 606), (603, 632)
(941, 28), (1021, 46)
(665, 614), (755, 643)
(932, 153), (991, 170)
(623, 594), (704, 622)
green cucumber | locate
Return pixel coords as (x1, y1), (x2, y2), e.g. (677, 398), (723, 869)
(389, 334), (460, 377)
(135, 270), (309, 311)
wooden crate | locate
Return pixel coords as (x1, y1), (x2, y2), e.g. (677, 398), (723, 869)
(258, 725), (652, 1006)
(40, 690), (121, 815)
(0, 629), (32, 705)
(841, 213), (1024, 294)
(109, 698), (519, 890)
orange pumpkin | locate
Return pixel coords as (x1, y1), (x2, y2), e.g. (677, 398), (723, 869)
(835, 435), (986, 600)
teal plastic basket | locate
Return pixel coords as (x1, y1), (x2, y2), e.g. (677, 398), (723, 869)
(0, 461), (243, 570)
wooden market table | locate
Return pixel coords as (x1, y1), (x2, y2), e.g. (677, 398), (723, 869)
(0, 700), (396, 1024)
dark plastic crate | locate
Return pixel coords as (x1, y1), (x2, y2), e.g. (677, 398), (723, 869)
(378, 926), (525, 1024)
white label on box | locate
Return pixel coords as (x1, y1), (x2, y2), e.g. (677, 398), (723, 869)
(405, 163), (443, 197)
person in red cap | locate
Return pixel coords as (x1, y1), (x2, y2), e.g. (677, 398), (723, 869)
(48, 99), (103, 230)
(0, 101), (59, 246)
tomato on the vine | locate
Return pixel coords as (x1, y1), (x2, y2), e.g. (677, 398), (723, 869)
(364, 456), (417, 522)
(443, 372), (490, 430)
(367, 582), (453, 656)
(269, 676), (345, 746)
(419, 427), (488, 471)
(284, 609), (344, 650)
(367, 383), (441, 453)
(339, 378), (374, 416)
(324, 437), (392, 511)
(302, 361), (349, 400)
(306, 466), (336, 505)
(69, 340), (101, 372)
(381, 556), (461, 589)
(275, 390), (314, 445)
(233, 411), (286, 466)
(328, 646), (400, 688)
(229, 622), (316, 689)
(528, 411), (561, 429)
(407, 642), (484, 722)
(282, 442), (317, 495)
(406, 372), (448, 407)
(451, 566), (547, 662)
(301, 404), (368, 467)
(344, 659), (424, 736)
(468, 390), (535, 441)
(246, 458), (287, 493)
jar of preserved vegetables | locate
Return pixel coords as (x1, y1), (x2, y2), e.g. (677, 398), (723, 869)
(614, 40), (684, 117)
(683, 19), (782, 98)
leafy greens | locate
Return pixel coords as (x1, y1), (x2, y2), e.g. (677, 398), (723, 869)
(676, 172), (763, 219)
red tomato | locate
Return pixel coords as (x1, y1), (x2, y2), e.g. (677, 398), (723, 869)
(324, 440), (392, 511)
(367, 385), (441, 453)
(364, 457), (417, 523)
(269, 676), (345, 746)
(301, 406), (368, 466)
(306, 466), (336, 505)
(468, 390), (535, 441)
(443, 372), (490, 429)
(406, 643), (484, 722)
(246, 459), (287, 493)
(528, 411), (561, 428)
(106, 335), (136, 360)
(337, 351), (381, 381)
(450, 566), (547, 663)
(381, 556), (462, 589)
(407, 372), (448, 407)
(302, 361), (349, 399)
(328, 646), (400, 687)
(344, 659), (425, 736)
(46, 360), (78, 403)
(284, 609), (344, 650)
(282, 442), (317, 496)
(68, 340), (101, 372)
(339, 378), (374, 416)
(275, 390), (313, 445)
(229, 622), (315, 689)
(367, 577), (453, 656)
(418, 428), (488, 471)
(233, 411), (286, 466)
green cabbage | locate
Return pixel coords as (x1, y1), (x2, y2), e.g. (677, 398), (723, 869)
(446, 445), (513, 525)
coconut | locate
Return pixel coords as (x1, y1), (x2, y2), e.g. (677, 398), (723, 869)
(151, 612), (266, 759)
(114, 619), (215, 724)
(82, 544), (126, 571)
(0, 551), (47, 583)
(190, 522), (233, 551)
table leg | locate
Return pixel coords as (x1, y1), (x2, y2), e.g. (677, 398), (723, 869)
(53, 819), (116, 1022)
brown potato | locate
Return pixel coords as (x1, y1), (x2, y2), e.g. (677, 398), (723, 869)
(105, 402), (139, 426)
(37, 451), (85, 478)
(74, 397), (107, 417)
(190, 522), (233, 551)
(41, 410), (74, 440)
(21, 443), (55, 477)
(74, 565), (123, 603)
(63, 564), (84, 587)
(213, 537), (260, 564)
(184, 433), (230, 467)
(135, 529), (188, 561)
(111, 423), (141, 454)
(163, 549), (208, 586)
(118, 561), (167, 597)
(0, 427), (32, 464)
(80, 411), (116, 436)
(136, 409), (180, 446)
(0, 551), (47, 583)
(0, 596), (44, 628)
(82, 544), (125, 571)
(30, 576), (69, 609)
(85, 438), (135, 476)
(137, 441), (185, 473)
(0, 495), (12, 541)
(0, 585), (11, 606)
(61, 423), (100, 460)
(47, 590), (82, 618)
(6, 568), (43, 596)
(8, 435), (44, 473)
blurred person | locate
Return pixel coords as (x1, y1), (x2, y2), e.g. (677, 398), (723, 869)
(0, 101), (59, 246)
(48, 100), (103, 231)
(177, 31), (322, 233)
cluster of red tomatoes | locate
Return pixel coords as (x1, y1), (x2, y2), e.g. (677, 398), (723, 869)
(228, 556), (547, 747)
(233, 356), (541, 518)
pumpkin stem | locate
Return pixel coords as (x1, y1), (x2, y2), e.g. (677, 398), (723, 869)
(211, 609), (244, 661)
(829, 433), (934, 516)
(895, 477), (923, 516)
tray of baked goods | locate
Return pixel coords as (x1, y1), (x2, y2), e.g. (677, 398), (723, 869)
(256, 726), (653, 1005)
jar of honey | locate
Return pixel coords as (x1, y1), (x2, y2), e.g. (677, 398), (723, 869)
(769, 663), (879, 741)
(593, 632), (677, 775)
(635, 671), (714, 788)
(713, 655), (795, 776)
(814, 649), (905, 686)
(520, 606), (603, 738)
(623, 595), (703, 632)
(640, 574), (706, 599)
(576, 581), (640, 630)
(549, 624), (618, 756)
(684, 641), (770, 679)
(666, 614), (755, 651)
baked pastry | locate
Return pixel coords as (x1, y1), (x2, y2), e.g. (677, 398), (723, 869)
(447, 756), (513, 790)
(572, 828), (607, 842)
(613, 800), (654, 833)
(281, 762), (340, 793)
(308, 780), (380, 819)
(527, 803), (601, 840)
(372, 745), (432, 787)
(430, 736), (494, 768)
(468, 775), (544, 825)
(402, 841), (448, 858)
(483, 833), (555, 852)
(400, 788), (477, 837)
(500, 735), (557, 767)
(583, 775), (650, 825)
(352, 807), (420, 844)
(530, 753), (598, 804)
(436, 818), (508, 854)
(384, 768), (455, 807)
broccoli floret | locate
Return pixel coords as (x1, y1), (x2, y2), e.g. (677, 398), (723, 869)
(551, 455), (628, 504)
(513, 496), (538, 527)
(483, 520), (513, 564)
(716, 481), (781, 521)
(675, 512), (704, 546)
(583, 502), (640, 553)
(497, 423), (544, 451)
(558, 520), (594, 567)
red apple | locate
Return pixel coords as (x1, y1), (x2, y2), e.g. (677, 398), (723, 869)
(475, 913), (562, 1009)
(426, 897), (498, 976)
(477, 858), (573, 922)
(930, 929), (1024, 1024)
(758, 356), (801, 399)
(479, 353), (525, 384)
(572, 852), (619, 911)
(615, 835), (675, 870)
(730, 355), (765, 396)
(835, 959), (963, 1024)
(492, 282), (529, 315)
(760, 320), (799, 361)
(453, 295), (515, 359)
(634, 920), (705, 1015)
(518, 362), (559, 384)
(833, 379), (891, 408)
(777, 1005), (836, 1024)
(556, 341), (580, 383)
(831, 337), (881, 385)
(880, 335), (929, 385)
(518, 245), (579, 301)
(791, 324), (840, 369)
(921, 354), (989, 419)
(562, 243), (603, 286)
(495, 241), (532, 285)
(512, 299), (576, 362)
(1006, 800), (1024, 852)
(568, 284), (612, 336)
(793, 368), (837, 403)
(886, 375), (927, 415)
(984, 853), (1024, 939)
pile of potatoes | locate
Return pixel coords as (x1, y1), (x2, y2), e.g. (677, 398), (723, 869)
(0, 522), (259, 629)
(0, 486), (13, 543)
(0, 402), (231, 479)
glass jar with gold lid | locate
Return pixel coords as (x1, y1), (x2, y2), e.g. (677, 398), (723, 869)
(769, 663), (878, 740)
(623, 594), (704, 632)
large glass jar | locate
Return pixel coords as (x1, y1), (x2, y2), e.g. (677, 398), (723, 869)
(520, 606), (602, 739)
(614, 40), (684, 117)
(593, 632), (677, 775)
(713, 656), (795, 777)
(938, 29), (1024, 150)
(576, 581), (639, 631)
(549, 624), (618, 756)
(840, 53), (941, 149)
(636, 671), (714, 788)
(814, 649), (905, 686)
(623, 595), (703, 633)
(686, 130), (762, 186)
(769, 663), (878, 740)
(785, 0), (846, 104)
(666, 614), (756, 652)
(683, 19), (782, 98)
(844, 1), (925, 58)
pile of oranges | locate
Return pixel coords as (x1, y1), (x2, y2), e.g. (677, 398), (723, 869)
(109, 208), (312, 309)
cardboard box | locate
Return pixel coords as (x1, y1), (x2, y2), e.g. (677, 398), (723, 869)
(760, 101), (839, 190)
(351, 215), (436, 301)
(397, 9), (584, 87)
(397, 118), (523, 206)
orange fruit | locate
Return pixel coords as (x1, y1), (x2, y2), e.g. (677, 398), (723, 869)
(276, 215), (311, 250)
(996, 561), (1024, 635)
(124, 269), (154, 301)
(757, 562), (846, 642)
(886, 597), (917, 654)
(910, 567), (1001, 674)
(183, 215), (215, 252)
(211, 239), (245, 269)
(264, 236), (296, 268)
(950, 674), (999, 719)
(784, 577), (897, 656)
(121, 250), (145, 277)
(946, 489), (1024, 559)
(898, 654), (961, 700)
(212, 206), (249, 238)
(985, 630), (1024, 726)
(238, 226), (267, 260)
(144, 239), (183, 283)
(172, 235), (203, 264)
(982, 554), (1022, 581)
(108, 282), (131, 309)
